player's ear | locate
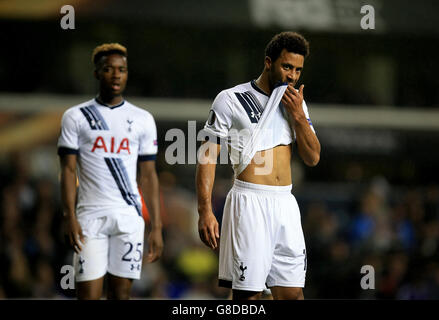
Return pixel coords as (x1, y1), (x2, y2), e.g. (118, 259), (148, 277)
(94, 69), (100, 80)
(264, 56), (272, 70)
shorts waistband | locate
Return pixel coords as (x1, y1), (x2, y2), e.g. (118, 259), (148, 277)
(232, 179), (292, 194)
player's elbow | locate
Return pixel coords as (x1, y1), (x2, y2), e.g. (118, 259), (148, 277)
(304, 153), (320, 167)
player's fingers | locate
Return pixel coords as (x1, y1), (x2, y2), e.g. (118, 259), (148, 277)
(72, 232), (83, 252)
(206, 228), (216, 249)
(201, 224), (214, 249)
(146, 252), (155, 263)
(146, 243), (154, 262)
(146, 247), (158, 263)
(153, 239), (163, 257)
(69, 234), (80, 254)
(209, 225), (217, 249)
(78, 229), (85, 244)
(148, 241), (162, 262)
(287, 85), (297, 95)
(287, 89), (302, 105)
(281, 94), (291, 105)
(299, 84), (304, 96)
(285, 89), (297, 102)
(214, 222), (220, 239)
(73, 243), (81, 254)
(201, 227), (211, 248)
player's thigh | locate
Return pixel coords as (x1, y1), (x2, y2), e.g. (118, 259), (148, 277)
(270, 286), (304, 300)
(108, 214), (145, 280)
(76, 277), (105, 300)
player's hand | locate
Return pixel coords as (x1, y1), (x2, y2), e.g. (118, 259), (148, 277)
(146, 228), (163, 263)
(63, 215), (85, 254)
(282, 84), (306, 123)
(198, 211), (220, 250)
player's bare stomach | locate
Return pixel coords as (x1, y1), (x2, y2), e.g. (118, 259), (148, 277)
(237, 144), (292, 186)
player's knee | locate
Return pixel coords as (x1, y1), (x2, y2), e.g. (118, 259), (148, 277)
(107, 282), (132, 300)
(289, 288), (304, 300)
(108, 289), (130, 300)
(76, 288), (102, 300)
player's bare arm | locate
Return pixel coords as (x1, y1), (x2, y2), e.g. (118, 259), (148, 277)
(196, 141), (221, 250)
(138, 160), (163, 263)
(282, 84), (320, 166)
(60, 154), (84, 253)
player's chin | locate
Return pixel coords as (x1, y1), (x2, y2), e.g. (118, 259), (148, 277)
(110, 88), (124, 96)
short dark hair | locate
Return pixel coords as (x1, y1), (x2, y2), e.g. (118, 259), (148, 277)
(265, 31), (310, 62)
(91, 43), (127, 65)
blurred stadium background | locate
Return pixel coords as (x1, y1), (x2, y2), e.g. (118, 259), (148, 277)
(1, 0), (439, 299)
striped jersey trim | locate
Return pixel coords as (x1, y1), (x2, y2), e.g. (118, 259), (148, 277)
(80, 105), (109, 130)
(104, 157), (142, 216)
(235, 91), (263, 123)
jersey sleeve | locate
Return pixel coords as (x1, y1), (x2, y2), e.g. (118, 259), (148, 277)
(138, 113), (158, 161)
(302, 100), (316, 134)
(57, 108), (80, 155)
(202, 90), (234, 141)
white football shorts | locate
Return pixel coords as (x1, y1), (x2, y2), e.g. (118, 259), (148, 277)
(218, 179), (307, 292)
(73, 213), (145, 282)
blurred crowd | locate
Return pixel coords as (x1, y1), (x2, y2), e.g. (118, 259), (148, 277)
(0, 151), (438, 299)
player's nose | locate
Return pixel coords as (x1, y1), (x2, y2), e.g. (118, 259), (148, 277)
(112, 69), (121, 79)
(288, 71), (298, 83)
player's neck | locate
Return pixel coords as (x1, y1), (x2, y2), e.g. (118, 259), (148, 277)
(96, 93), (124, 107)
(254, 75), (271, 96)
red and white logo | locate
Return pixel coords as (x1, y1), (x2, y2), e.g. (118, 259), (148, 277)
(91, 136), (130, 154)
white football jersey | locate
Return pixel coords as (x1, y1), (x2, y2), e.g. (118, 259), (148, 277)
(58, 99), (158, 219)
(202, 80), (315, 173)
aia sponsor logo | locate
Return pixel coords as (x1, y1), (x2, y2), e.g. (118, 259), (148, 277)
(91, 136), (130, 154)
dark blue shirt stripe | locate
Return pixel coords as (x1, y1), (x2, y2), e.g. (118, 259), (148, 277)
(244, 91), (263, 114)
(108, 158), (142, 217)
(235, 92), (258, 123)
(114, 158), (142, 217)
(80, 107), (98, 130)
(105, 158), (134, 207)
(88, 105), (109, 130)
(242, 91), (263, 122)
(85, 106), (102, 130)
(240, 92), (260, 120)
